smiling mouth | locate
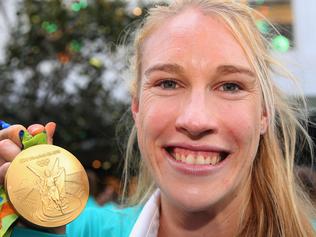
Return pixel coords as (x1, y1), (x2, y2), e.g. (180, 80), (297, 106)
(165, 147), (229, 166)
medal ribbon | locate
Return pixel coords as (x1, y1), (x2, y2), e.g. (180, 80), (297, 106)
(0, 121), (48, 237)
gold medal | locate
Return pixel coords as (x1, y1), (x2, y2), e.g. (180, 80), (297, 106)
(5, 144), (89, 227)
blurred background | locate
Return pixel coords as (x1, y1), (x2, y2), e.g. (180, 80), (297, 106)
(0, 0), (315, 205)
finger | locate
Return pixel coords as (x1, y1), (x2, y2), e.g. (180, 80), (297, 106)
(0, 162), (10, 185)
(0, 139), (21, 163)
(27, 122), (56, 144)
(27, 124), (45, 136)
(45, 122), (56, 144)
(0, 124), (26, 148)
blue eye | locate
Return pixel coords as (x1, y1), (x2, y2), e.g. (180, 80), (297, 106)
(159, 80), (178, 89)
(220, 83), (241, 92)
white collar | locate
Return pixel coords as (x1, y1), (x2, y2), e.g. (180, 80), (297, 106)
(129, 190), (160, 237)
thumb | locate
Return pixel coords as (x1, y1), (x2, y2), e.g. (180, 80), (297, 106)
(45, 122), (56, 144)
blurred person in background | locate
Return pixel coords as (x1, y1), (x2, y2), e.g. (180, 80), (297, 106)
(95, 175), (120, 207)
(86, 169), (101, 208)
(296, 166), (316, 205)
(86, 170), (120, 207)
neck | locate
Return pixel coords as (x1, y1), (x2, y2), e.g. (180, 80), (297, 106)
(158, 186), (251, 237)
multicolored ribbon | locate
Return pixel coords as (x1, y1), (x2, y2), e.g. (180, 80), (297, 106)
(0, 120), (48, 237)
(0, 188), (16, 237)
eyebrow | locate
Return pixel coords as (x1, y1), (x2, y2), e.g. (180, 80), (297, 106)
(144, 63), (255, 78)
(144, 63), (185, 77)
(216, 65), (255, 77)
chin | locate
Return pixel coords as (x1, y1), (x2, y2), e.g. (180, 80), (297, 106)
(161, 184), (223, 213)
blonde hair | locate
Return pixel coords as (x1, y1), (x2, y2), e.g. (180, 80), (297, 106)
(122, 1), (316, 236)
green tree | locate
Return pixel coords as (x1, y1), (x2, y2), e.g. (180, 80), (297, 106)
(0, 0), (145, 176)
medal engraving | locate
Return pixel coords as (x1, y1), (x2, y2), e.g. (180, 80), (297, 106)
(5, 144), (89, 227)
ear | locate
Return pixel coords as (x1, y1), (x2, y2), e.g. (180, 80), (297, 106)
(260, 108), (268, 135)
(131, 97), (139, 125)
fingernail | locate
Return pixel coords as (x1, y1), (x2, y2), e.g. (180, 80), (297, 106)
(19, 130), (25, 149)
(0, 120), (11, 129)
(19, 130), (25, 140)
(27, 124), (43, 134)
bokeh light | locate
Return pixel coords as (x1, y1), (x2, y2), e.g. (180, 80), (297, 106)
(102, 161), (112, 170)
(133, 7), (142, 16)
(41, 21), (58, 33)
(256, 0), (265, 4)
(70, 40), (82, 52)
(71, 0), (88, 12)
(92, 160), (102, 169)
(58, 52), (70, 64)
(272, 35), (290, 53)
(31, 15), (40, 24)
(256, 19), (270, 34)
(71, 3), (81, 12)
(89, 57), (103, 68)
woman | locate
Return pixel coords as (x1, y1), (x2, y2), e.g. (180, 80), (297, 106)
(0, 0), (315, 236)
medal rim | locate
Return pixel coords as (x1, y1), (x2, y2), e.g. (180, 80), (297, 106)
(5, 144), (89, 227)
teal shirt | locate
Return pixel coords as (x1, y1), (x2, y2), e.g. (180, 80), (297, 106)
(11, 202), (316, 236)
(12, 205), (143, 237)
(85, 196), (99, 208)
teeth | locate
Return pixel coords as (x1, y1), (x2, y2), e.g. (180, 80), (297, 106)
(173, 152), (222, 166)
(185, 154), (194, 164)
(217, 156), (221, 163)
(205, 156), (211, 165)
(210, 156), (216, 165)
(196, 155), (204, 165)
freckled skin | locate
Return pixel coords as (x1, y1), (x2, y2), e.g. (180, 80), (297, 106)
(132, 7), (267, 236)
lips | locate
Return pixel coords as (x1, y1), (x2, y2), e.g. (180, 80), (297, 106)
(165, 146), (229, 166)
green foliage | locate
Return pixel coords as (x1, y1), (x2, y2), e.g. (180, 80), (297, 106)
(0, 0), (145, 176)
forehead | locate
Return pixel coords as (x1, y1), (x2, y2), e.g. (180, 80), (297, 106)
(141, 7), (251, 71)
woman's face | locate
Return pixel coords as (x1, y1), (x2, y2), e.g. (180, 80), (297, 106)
(132, 8), (267, 212)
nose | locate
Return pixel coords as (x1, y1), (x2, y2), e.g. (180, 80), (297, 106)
(175, 90), (218, 139)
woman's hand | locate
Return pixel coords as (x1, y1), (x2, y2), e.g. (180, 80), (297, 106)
(0, 122), (66, 234)
(0, 122), (56, 185)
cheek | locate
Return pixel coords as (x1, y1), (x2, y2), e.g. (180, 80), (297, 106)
(220, 102), (262, 149)
(136, 93), (180, 151)
(136, 94), (181, 175)
(139, 93), (179, 137)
